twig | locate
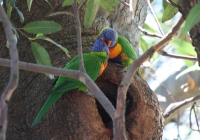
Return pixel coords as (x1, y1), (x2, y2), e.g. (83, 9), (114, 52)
(146, 0), (165, 35)
(115, 16), (184, 138)
(189, 102), (200, 132)
(160, 50), (198, 61)
(78, 0), (85, 10)
(72, 0), (85, 72)
(119, 0), (163, 38)
(119, 0), (129, 6)
(46, 11), (74, 17)
(0, 5), (19, 140)
(164, 94), (200, 119)
(0, 58), (115, 119)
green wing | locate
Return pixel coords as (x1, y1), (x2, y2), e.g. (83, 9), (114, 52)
(117, 35), (138, 61)
(31, 52), (108, 127)
(117, 35), (141, 76)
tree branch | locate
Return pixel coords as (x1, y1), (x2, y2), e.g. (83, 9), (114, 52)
(0, 58), (115, 119)
(0, 5), (19, 140)
(147, 0), (165, 35)
(164, 94), (200, 119)
(160, 50), (198, 61)
(46, 11), (75, 17)
(72, 0), (85, 72)
(114, 16), (184, 140)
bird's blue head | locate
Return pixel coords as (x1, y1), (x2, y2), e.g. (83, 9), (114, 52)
(98, 27), (117, 48)
(92, 39), (110, 56)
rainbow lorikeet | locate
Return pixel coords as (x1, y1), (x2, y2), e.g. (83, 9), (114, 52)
(32, 39), (110, 127)
(98, 27), (141, 76)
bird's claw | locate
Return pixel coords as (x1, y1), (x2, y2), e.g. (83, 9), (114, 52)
(118, 67), (127, 73)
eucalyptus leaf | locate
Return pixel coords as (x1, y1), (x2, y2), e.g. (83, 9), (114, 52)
(139, 36), (149, 53)
(6, 2), (13, 19)
(23, 21), (62, 34)
(84, 0), (99, 28)
(62, 0), (74, 6)
(31, 42), (54, 79)
(144, 23), (157, 33)
(99, 0), (114, 12)
(14, 6), (24, 22)
(35, 34), (71, 58)
(170, 39), (196, 56)
(27, 0), (33, 11)
(162, 0), (178, 23)
(182, 3), (200, 38)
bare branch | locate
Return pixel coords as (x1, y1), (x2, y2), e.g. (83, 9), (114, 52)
(0, 58), (115, 119)
(0, 5), (19, 140)
(164, 94), (200, 119)
(46, 11), (75, 17)
(189, 102), (200, 132)
(147, 0), (165, 35)
(119, 0), (163, 38)
(114, 16), (184, 139)
(160, 50), (198, 61)
(72, 0), (85, 72)
(78, 0), (85, 10)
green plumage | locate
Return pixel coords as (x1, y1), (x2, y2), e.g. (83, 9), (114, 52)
(117, 35), (138, 68)
(32, 52), (108, 127)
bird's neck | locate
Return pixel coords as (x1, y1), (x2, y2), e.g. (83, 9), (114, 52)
(109, 43), (122, 59)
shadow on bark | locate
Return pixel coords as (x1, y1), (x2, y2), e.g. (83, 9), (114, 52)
(6, 62), (163, 140)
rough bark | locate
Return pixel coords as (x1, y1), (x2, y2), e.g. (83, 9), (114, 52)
(178, 0), (200, 64)
(0, 0), (164, 139)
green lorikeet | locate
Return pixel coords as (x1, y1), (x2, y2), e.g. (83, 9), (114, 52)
(32, 39), (110, 127)
(98, 27), (141, 76)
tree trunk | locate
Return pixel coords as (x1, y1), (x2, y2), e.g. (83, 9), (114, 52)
(0, 0), (163, 139)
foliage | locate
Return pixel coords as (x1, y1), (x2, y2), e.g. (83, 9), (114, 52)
(162, 0), (178, 23)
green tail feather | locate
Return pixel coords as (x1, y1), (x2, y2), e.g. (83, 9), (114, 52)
(31, 80), (81, 127)
(31, 93), (62, 127)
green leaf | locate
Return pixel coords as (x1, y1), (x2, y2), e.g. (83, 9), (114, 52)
(170, 39), (196, 67)
(62, 0), (74, 6)
(35, 34), (71, 58)
(144, 23), (157, 33)
(183, 3), (200, 37)
(7, 0), (15, 6)
(176, 63), (200, 80)
(170, 39), (196, 56)
(162, 0), (167, 9)
(23, 21), (62, 34)
(84, 0), (99, 28)
(139, 36), (149, 53)
(27, 0), (33, 11)
(6, 2), (13, 19)
(162, 0), (178, 23)
(31, 42), (54, 79)
(99, 0), (114, 12)
(14, 6), (24, 22)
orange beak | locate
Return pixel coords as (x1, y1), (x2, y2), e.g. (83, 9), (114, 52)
(107, 40), (112, 47)
(101, 38), (112, 47)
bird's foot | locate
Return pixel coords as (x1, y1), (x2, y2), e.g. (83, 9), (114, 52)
(115, 63), (124, 68)
(84, 91), (95, 98)
(118, 67), (127, 73)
